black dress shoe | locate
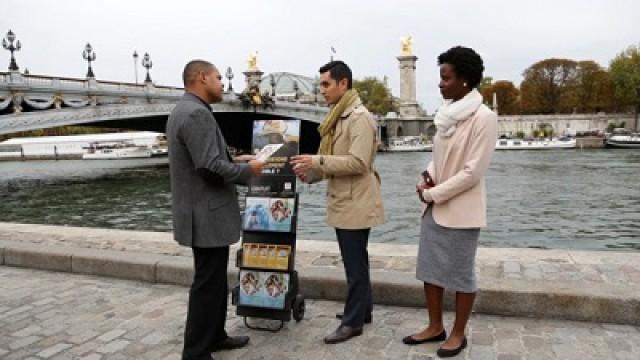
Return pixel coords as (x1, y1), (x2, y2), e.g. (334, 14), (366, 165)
(335, 312), (372, 324)
(402, 330), (447, 345)
(211, 336), (250, 352)
(436, 337), (467, 358)
(323, 325), (363, 344)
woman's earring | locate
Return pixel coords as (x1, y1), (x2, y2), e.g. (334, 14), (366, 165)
(463, 82), (468, 88)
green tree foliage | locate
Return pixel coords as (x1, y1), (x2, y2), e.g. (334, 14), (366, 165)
(520, 58), (578, 114)
(353, 77), (396, 116)
(609, 44), (640, 112)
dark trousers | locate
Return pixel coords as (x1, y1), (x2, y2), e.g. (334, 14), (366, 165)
(336, 228), (373, 328)
(182, 246), (229, 360)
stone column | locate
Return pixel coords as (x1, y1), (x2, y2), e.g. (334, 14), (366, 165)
(397, 55), (420, 118)
(492, 92), (499, 115)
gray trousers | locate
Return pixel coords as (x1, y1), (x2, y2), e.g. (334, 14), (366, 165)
(336, 228), (373, 328)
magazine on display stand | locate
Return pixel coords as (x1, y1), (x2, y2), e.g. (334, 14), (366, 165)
(243, 196), (295, 233)
(234, 118), (305, 329)
(238, 270), (290, 310)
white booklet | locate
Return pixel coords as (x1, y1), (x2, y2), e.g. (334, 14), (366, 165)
(255, 143), (283, 161)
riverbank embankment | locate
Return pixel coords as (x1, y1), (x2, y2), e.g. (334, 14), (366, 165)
(1, 222), (638, 325)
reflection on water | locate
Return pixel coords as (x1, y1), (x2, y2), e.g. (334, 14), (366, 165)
(1, 150), (639, 250)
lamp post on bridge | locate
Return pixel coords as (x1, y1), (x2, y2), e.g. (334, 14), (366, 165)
(2, 30), (21, 72)
(82, 43), (97, 78)
(133, 50), (139, 84)
(270, 74), (276, 97)
(142, 52), (152, 83)
(293, 80), (299, 100)
(225, 67), (234, 92)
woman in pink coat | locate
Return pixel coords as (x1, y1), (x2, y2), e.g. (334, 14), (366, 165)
(402, 46), (498, 358)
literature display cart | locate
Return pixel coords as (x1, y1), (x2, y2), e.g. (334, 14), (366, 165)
(232, 119), (305, 332)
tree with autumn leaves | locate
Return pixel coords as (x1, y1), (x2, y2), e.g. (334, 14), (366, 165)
(520, 58), (578, 114)
(479, 43), (639, 116)
(518, 59), (618, 114)
(479, 79), (520, 115)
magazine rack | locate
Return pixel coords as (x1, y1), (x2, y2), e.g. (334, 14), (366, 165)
(231, 119), (306, 332)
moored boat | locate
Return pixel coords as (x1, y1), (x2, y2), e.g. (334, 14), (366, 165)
(385, 136), (432, 152)
(606, 129), (640, 148)
(82, 141), (152, 160)
(495, 138), (576, 150)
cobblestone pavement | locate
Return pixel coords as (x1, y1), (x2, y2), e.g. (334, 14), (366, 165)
(1, 267), (639, 360)
(2, 223), (640, 288)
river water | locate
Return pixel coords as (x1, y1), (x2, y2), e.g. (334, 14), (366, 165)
(0, 149), (638, 250)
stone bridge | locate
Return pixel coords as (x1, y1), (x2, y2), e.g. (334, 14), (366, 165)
(0, 71), (328, 152)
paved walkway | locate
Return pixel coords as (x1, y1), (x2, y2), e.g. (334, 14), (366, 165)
(1, 267), (639, 360)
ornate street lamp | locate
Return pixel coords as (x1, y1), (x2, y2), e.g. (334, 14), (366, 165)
(270, 74), (276, 96)
(225, 67), (234, 92)
(142, 52), (152, 83)
(132, 50), (139, 84)
(293, 80), (299, 100)
(82, 43), (97, 78)
(2, 30), (22, 71)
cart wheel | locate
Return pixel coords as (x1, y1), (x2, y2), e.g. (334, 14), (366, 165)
(292, 294), (305, 322)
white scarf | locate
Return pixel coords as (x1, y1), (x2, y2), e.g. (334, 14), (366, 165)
(434, 89), (483, 138)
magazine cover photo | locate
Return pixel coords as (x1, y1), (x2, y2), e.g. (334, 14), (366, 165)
(243, 197), (295, 232)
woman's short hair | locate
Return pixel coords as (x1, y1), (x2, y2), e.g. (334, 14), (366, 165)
(437, 46), (484, 88)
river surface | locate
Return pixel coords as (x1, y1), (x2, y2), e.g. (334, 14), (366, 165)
(1, 149), (638, 250)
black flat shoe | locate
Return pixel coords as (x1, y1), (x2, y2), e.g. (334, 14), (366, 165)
(335, 312), (372, 324)
(437, 337), (467, 358)
(402, 330), (447, 345)
(211, 335), (250, 352)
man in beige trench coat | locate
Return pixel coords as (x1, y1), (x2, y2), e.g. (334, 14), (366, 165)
(290, 60), (385, 344)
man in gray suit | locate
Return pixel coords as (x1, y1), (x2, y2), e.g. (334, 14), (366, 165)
(166, 60), (264, 360)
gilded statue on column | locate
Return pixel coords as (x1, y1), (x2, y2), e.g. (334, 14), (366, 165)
(400, 36), (413, 56)
(247, 51), (258, 71)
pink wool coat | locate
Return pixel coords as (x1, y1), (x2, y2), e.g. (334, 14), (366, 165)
(422, 104), (498, 228)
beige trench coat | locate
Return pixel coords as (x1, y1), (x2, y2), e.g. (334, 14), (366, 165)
(308, 99), (385, 229)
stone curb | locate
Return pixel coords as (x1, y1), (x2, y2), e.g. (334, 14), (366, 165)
(0, 240), (638, 326)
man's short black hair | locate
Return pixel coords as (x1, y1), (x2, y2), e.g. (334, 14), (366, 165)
(182, 60), (214, 87)
(319, 60), (352, 89)
(437, 46), (484, 89)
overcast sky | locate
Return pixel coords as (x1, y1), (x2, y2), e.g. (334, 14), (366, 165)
(2, 0), (639, 112)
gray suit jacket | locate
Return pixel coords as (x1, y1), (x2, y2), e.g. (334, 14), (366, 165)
(166, 93), (253, 248)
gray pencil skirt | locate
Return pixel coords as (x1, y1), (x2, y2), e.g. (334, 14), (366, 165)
(416, 206), (480, 293)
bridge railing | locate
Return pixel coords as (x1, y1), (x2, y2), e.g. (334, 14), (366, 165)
(0, 71), (184, 98)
